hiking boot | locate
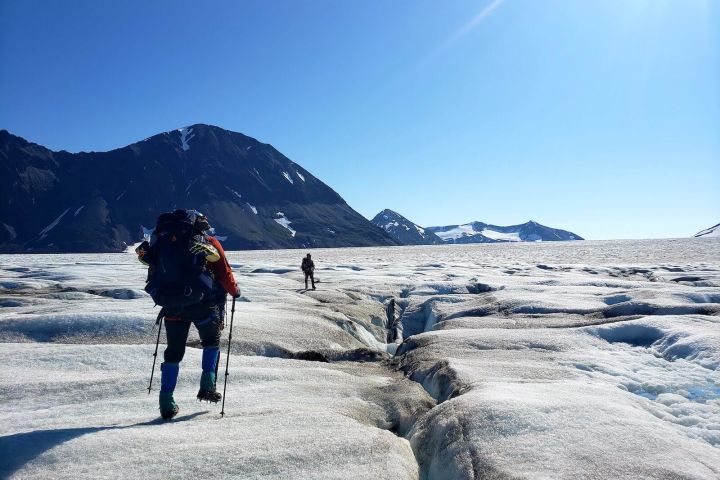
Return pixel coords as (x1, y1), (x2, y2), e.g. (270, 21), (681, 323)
(197, 388), (222, 403)
(159, 392), (179, 420)
(197, 370), (222, 403)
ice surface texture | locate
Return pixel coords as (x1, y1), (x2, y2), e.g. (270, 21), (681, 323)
(0, 238), (718, 479)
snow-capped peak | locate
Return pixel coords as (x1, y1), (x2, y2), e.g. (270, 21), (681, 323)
(371, 209), (443, 245)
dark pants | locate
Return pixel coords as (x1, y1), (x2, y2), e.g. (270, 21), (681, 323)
(304, 271), (315, 289)
(164, 307), (222, 363)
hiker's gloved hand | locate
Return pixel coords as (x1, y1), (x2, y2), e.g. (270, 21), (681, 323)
(190, 241), (220, 262)
(135, 241), (151, 265)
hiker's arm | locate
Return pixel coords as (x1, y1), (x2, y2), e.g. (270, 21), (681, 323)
(206, 236), (240, 297)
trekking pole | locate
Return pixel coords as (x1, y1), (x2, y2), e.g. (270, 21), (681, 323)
(220, 297), (236, 417)
(213, 300), (227, 390)
(148, 317), (164, 395)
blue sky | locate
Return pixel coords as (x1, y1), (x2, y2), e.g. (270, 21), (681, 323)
(1, 0), (718, 239)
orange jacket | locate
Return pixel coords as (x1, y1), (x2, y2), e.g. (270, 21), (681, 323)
(206, 236), (239, 297)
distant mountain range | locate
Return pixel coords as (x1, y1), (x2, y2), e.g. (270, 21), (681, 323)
(0, 125), (397, 252)
(694, 223), (720, 238)
(372, 209), (583, 245)
(427, 220), (583, 243)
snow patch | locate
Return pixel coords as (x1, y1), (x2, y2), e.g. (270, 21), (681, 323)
(185, 178), (197, 196)
(433, 224), (481, 240)
(274, 212), (296, 237)
(141, 225), (154, 241)
(296, 171), (305, 182)
(226, 186), (242, 200)
(383, 221), (400, 231)
(282, 172), (294, 185)
(38, 208), (71, 238)
(246, 203), (258, 215)
(481, 228), (522, 242)
(178, 127), (195, 151)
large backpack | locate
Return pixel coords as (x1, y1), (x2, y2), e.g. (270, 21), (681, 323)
(144, 210), (214, 309)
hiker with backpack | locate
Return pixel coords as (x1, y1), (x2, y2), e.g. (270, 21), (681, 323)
(301, 253), (316, 290)
(136, 209), (240, 420)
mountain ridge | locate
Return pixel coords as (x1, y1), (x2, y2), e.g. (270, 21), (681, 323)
(693, 223), (720, 238)
(0, 125), (397, 252)
(426, 219), (583, 243)
(371, 208), (583, 244)
(371, 209), (444, 245)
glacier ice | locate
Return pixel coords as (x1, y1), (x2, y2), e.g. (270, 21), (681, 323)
(1, 238), (719, 479)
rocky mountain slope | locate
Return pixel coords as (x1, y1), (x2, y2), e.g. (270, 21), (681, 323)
(0, 125), (397, 252)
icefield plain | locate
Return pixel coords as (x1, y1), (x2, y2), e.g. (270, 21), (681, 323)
(1, 238), (719, 479)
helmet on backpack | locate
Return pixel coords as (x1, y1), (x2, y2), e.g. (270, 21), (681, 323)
(186, 209), (212, 233)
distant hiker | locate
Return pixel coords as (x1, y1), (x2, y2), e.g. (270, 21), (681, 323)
(136, 209), (240, 420)
(301, 253), (316, 290)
